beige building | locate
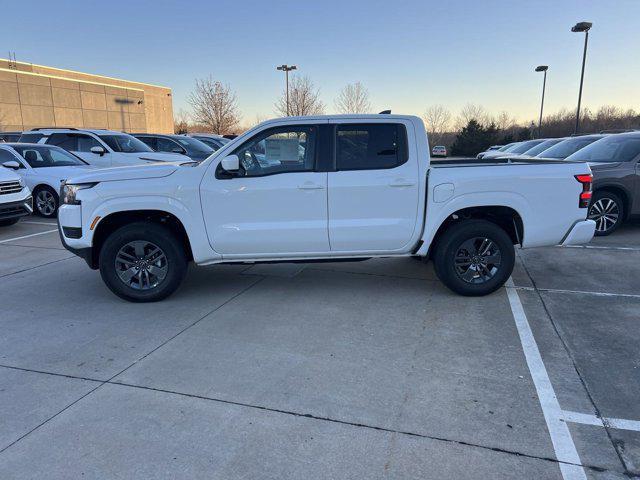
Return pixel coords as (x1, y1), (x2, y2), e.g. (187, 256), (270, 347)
(0, 59), (174, 133)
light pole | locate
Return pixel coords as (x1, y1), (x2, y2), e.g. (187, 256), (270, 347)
(276, 64), (297, 116)
(535, 65), (548, 138)
(571, 21), (592, 134)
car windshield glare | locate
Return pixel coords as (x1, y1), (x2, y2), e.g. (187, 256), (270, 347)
(509, 140), (543, 154)
(176, 137), (213, 154)
(99, 134), (153, 153)
(12, 145), (87, 167)
(538, 136), (602, 159)
(523, 139), (563, 157)
(565, 135), (640, 163)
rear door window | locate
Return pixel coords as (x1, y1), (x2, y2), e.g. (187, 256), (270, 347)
(335, 124), (408, 170)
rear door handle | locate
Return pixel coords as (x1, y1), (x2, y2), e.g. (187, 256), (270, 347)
(298, 182), (324, 190)
(389, 179), (416, 187)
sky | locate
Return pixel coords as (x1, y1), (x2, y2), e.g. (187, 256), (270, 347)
(2, 0), (639, 126)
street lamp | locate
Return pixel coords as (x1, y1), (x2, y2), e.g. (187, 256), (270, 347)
(276, 64), (297, 116)
(571, 21), (592, 134)
(535, 65), (548, 138)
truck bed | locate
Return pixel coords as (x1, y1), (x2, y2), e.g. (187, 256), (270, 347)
(430, 157), (569, 168)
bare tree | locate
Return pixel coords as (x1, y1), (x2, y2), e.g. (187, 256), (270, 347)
(275, 75), (325, 117)
(334, 82), (371, 114)
(188, 76), (241, 134)
(493, 111), (517, 132)
(422, 105), (452, 146)
(173, 109), (191, 134)
(455, 103), (490, 130)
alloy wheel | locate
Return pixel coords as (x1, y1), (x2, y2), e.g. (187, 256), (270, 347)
(454, 237), (502, 284)
(588, 198), (619, 234)
(36, 190), (56, 216)
(115, 240), (168, 290)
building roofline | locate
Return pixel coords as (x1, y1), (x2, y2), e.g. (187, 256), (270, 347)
(0, 59), (170, 90)
(0, 66), (146, 92)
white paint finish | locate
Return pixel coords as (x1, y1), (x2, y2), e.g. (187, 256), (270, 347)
(201, 171), (330, 255)
(0, 229), (57, 244)
(562, 410), (640, 432)
(561, 220), (596, 245)
(327, 118), (421, 252)
(56, 115), (595, 278)
(505, 278), (586, 479)
(433, 182), (454, 203)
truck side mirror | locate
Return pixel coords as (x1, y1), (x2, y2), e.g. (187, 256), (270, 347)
(90, 146), (106, 156)
(221, 154), (239, 172)
(2, 160), (20, 170)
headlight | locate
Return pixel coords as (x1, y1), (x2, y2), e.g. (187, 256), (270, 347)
(61, 183), (96, 205)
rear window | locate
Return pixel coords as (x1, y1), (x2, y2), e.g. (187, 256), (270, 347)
(99, 134), (153, 153)
(18, 133), (44, 143)
(538, 136), (603, 159)
(336, 124), (408, 171)
(565, 135), (640, 163)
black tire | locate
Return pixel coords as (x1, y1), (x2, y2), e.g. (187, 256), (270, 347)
(33, 185), (59, 218)
(589, 191), (624, 236)
(0, 218), (20, 227)
(99, 222), (188, 302)
(433, 219), (515, 296)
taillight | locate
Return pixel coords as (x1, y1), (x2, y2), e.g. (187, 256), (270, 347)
(575, 174), (592, 208)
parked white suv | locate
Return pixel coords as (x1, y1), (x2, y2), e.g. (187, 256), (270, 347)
(0, 161), (32, 226)
(19, 129), (189, 167)
(58, 115), (596, 302)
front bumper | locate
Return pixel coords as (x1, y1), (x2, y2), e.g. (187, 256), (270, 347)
(0, 196), (33, 221)
(561, 220), (596, 246)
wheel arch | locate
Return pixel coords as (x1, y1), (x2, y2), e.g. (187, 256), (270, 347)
(90, 210), (193, 269)
(592, 184), (631, 220)
(426, 205), (524, 259)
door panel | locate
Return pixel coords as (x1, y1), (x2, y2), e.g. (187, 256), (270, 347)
(328, 122), (420, 252)
(200, 122), (330, 256)
(202, 172), (329, 255)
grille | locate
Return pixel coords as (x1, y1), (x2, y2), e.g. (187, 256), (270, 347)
(0, 181), (22, 195)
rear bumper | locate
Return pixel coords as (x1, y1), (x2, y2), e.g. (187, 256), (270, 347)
(561, 220), (596, 246)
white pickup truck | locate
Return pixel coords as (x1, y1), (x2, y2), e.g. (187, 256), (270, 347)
(57, 114), (596, 302)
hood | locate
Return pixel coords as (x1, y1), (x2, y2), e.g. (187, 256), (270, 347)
(35, 165), (96, 183)
(124, 151), (191, 163)
(65, 161), (189, 184)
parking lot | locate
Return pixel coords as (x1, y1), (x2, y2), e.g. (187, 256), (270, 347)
(0, 218), (638, 479)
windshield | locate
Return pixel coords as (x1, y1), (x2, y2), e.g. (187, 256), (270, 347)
(522, 138), (564, 157)
(174, 136), (213, 154)
(510, 139), (544, 154)
(99, 134), (153, 153)
(565, 135), (640, 163)
(498, 143), (514, 151)
(537, 136), (603, 159)
(12, 145), (87, 167)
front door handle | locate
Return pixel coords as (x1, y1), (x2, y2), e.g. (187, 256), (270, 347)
(298, 182), (324, 190)
(389, 179), (416, 187)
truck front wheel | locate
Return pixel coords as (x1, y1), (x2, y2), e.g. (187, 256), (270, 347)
(434, 219), (515, 296)
(99, 222), (188, 302)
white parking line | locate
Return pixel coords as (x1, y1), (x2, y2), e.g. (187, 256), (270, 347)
(562, 410), (640, 432)
(0, 229), (58, 244)
(562, 244), (640, 252)
(513, 285), (640, 300)
(505, 278), (587, 480)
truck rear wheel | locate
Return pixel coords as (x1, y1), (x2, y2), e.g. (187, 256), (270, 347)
(434, 219), (515, 296)
(99, 222), (187, 302)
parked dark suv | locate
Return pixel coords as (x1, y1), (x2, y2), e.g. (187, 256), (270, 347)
(564, 132), (640, 235)
(132, 133), (214, 162)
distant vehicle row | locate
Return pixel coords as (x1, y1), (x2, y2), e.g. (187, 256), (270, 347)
(477, 132), (640, 235)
